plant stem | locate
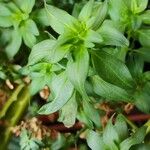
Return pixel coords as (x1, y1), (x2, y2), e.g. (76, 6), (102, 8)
(0, 85), (30, 150)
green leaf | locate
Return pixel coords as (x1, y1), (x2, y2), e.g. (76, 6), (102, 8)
(66, 46), (89, 97)
(5, 29), (22, 59)
(91, 75), (131, 102)
(91, 50), (135, 89)
(0, 16), (12, 27)
(44, 4), (78, 34)
(20, 19), (39, 48)
(131, 0), (148, 14)
(135, 47), (150, 62)
(114, 114), (128, 142)
(38, 72), (74, 115)
(28, 39), (56, 65)
(83, 100), (101, 128)
(120, 127), (146, 150)
(91, 0), (108, 30)
(98, 20), (129, 47)
(134, 83), (150, 113)
(131, 144), (150, 150)
(86, 130), (105, 150)
(127, 53), (144, 78)
(109, 0), (129, 28)
(103, 118), (119, 150)
(138, 29), (150, 47)
(26, 63), (53, 95)
(33, 8), (50, 26)
(14, 0), (35, 14)
(58, 91), (77, 128)
(0, 3), (12, 16)
(78, 0), (94, 23)
(50, 33), (73, 63)
(140, 10), (150, 24)
(85, 30), (103, 47)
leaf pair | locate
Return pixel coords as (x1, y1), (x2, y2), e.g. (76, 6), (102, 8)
(86, 115), (147, 150)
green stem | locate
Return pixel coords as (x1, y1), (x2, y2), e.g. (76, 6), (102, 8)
(0, 84), (24, 118)
(124, 116), (138, 130)
(0, 85), (30, 150)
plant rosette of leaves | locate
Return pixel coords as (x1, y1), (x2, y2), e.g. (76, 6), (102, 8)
(0, 0), (150, 149)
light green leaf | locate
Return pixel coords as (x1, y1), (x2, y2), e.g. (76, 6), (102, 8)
(140, 10), (150, 24)
(66, 46), (89, 97)
(114, 114), (128, 142)
(58, 92), (77, 128)
(91, 75), (131, 102)
(50, 33), (73, 63)
(83, 100), (101, 128)
(85, 30), (103, 46)
(109, 0), (129, 28)
(91, 50), (135, 89)
(38, 72), (74, 114)
(92, 0), (108, 30)
(120, 127), (146, 150)
(78, 0), (94, 23)
(138, 30), (150, 47)
(33, 8), (50, 26)
(20, 19), (39, 48)
(5, 29), (22, 59)
(44, 4), (78, 34)
(14, 0), (35, 14)
(103, 119), (119, 150)
(98, 20), (129, 47)
(131, 0), (148, 14)
(86, 130), (105, 150)
(0, 3), (11, 16)
(28, 39), (56, 65)
(0, 16), (12, 27)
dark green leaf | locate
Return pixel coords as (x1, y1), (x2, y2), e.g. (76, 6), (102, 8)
(91, 50), (135, 89)
(91, 75), (131, 102)
(135, 47), (150, 62)
(98, 20), (129, 47)
(138, 29), (150, 47)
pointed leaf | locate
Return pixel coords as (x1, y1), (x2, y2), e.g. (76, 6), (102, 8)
(38, 72), (74, 114)
(91, 75), (132, 102)
(86, 130), (105, 150)
(58, 92), (77, 128)
(78, 0), (94, 22)
(120, 127), (146, 150)
(28, 39), (56, 65)
(98, 20), (129, 47)
(5, 29), (22, 59)
(91, 50), (135, 89)
(67, 47), (89, 97)
(44, 4), (78, 34)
